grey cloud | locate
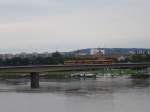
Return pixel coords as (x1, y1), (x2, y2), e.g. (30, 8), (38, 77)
(0, 0), (149, 52)
(1, 0), (148, 18)
(0, 0), (67, 18)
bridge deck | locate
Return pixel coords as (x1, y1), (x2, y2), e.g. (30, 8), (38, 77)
(0, 63), (150, 88)
(0, 63), (149, 73)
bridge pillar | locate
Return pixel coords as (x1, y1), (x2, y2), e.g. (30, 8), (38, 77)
(30, 72), (40, 89)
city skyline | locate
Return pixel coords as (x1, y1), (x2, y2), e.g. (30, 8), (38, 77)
(0, 0), (150, 53)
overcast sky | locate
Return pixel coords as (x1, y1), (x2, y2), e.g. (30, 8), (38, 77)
(0, 0), (150, 53)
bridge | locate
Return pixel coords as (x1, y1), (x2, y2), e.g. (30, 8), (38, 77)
(0, 62), (150, 88)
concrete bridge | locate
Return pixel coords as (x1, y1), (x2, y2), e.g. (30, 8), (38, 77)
(0, 62), (150, 88)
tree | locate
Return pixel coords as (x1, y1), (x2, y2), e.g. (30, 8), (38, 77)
(51, 51), (64, 64)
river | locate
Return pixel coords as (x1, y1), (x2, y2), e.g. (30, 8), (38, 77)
(0, 76), (150, 112)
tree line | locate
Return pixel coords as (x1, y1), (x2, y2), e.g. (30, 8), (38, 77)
(129, 54), (150, 62)
(0, 52), (64, 66)
(0, 52), (150, 66)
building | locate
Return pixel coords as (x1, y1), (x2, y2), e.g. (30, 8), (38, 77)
(135, 49), (150, 55)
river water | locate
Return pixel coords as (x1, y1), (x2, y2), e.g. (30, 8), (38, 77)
(0, 77), (150, 112)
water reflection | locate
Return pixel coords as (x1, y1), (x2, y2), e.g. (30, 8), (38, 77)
(0, 77), (149, 94)
(0, 77), (150, 112)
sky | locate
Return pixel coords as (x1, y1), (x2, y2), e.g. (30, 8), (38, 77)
(0, 0), (150, 53)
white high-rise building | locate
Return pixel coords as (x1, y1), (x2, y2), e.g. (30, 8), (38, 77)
(100, 49), (105, 55)
(90, 48), (99, 55)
